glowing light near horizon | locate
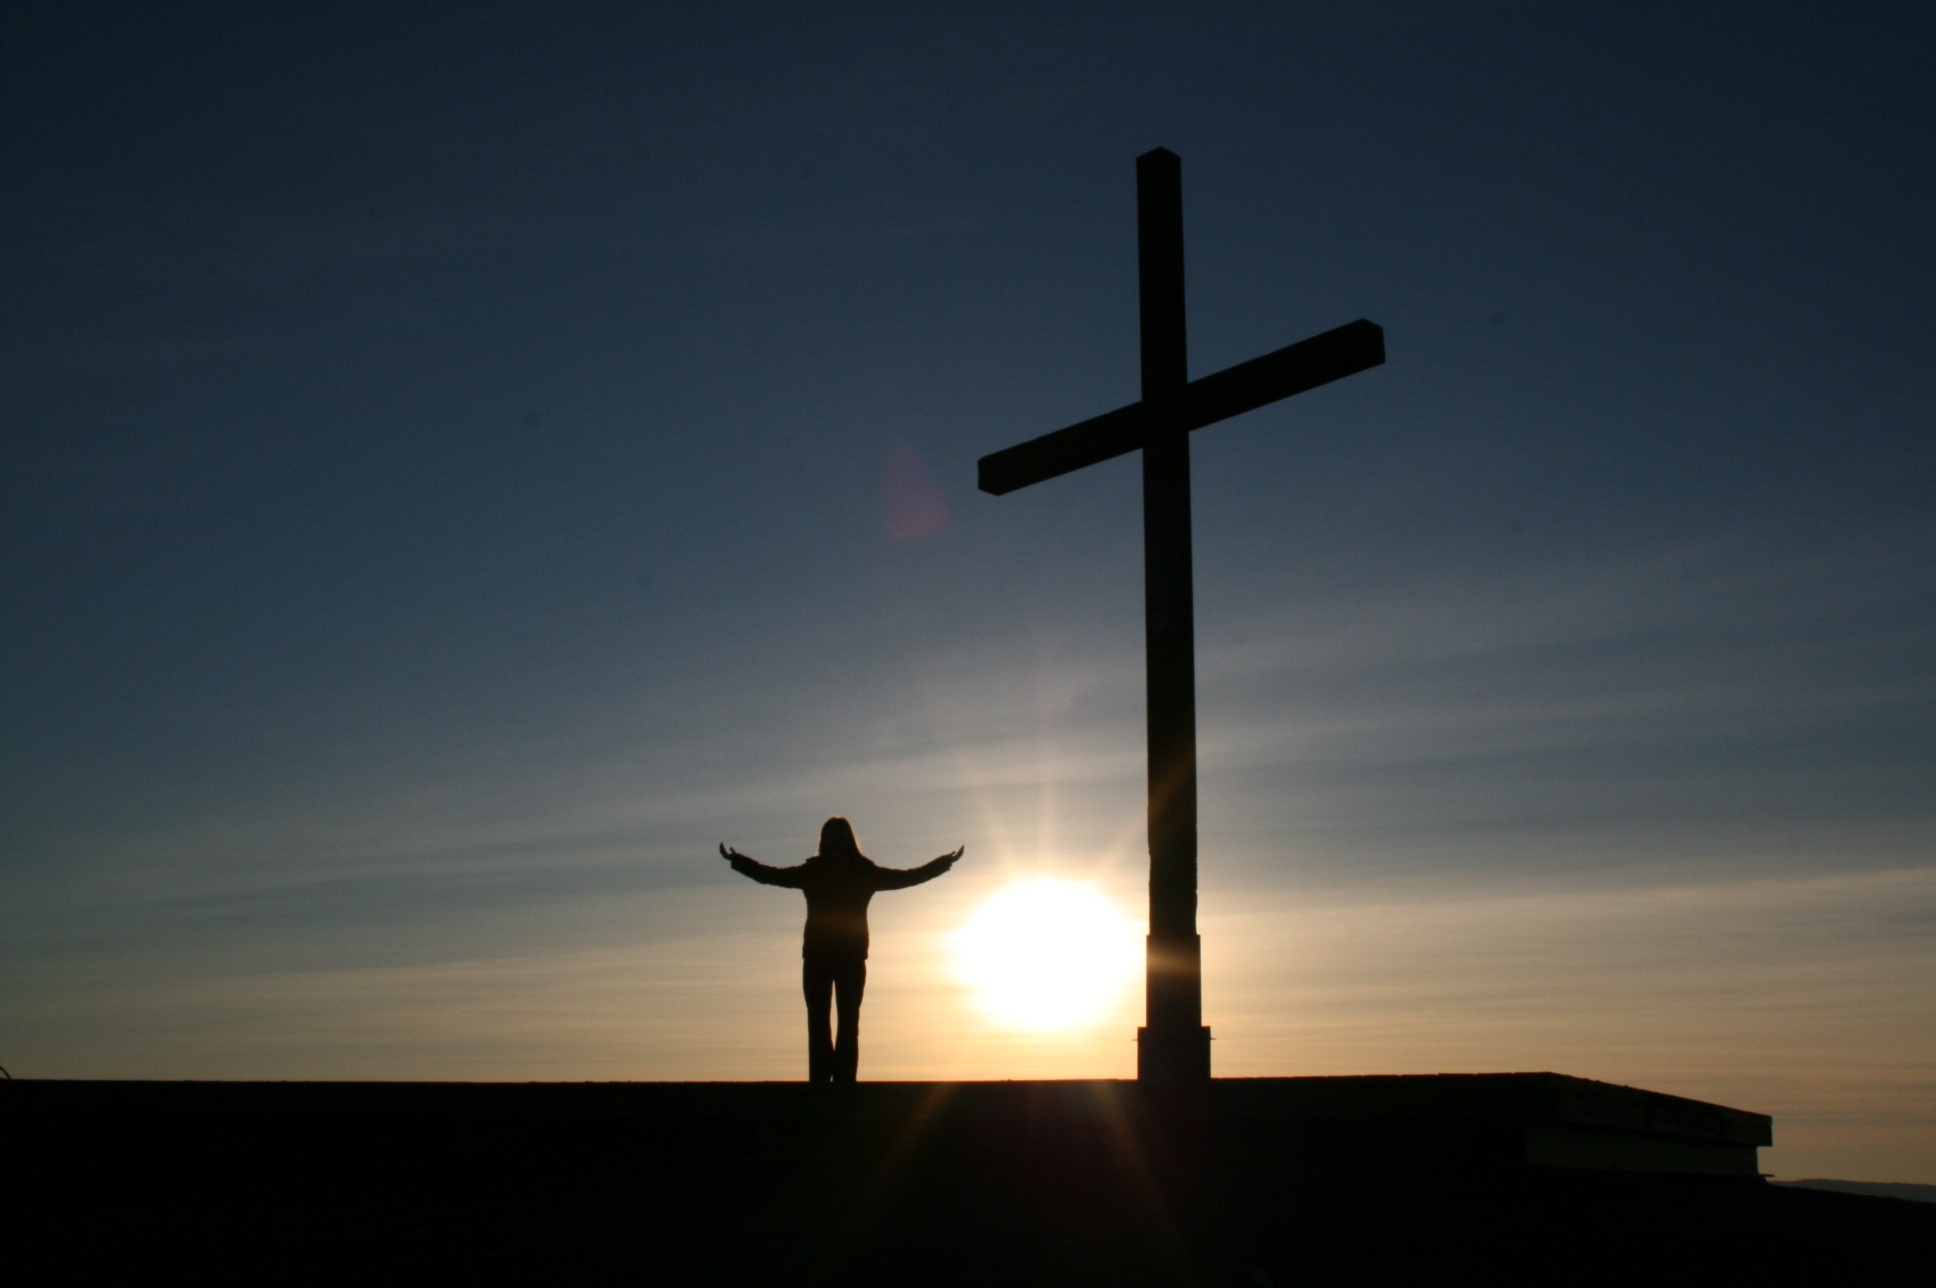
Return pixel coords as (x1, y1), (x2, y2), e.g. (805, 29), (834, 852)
(951, 879), (1141, 1031)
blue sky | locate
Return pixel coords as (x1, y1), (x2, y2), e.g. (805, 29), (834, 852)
(2, 4), (1931, 1181)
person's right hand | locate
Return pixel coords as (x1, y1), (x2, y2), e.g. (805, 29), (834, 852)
(719, 843), (744, 863)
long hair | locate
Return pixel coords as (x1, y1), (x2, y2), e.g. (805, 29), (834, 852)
(816, 816), (864, 862)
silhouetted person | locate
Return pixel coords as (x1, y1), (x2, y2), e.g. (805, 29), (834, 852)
(721, 817), (961, 1084)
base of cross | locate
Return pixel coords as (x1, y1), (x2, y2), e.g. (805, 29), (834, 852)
(11, 1075), (1928, 1279)
(1135, 1022), (1212, 1082)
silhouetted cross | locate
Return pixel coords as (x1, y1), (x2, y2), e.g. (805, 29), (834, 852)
(978, 148), (1384, 1083)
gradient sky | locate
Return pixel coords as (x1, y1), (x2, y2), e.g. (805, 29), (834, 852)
(3, 4), (1931, 1182)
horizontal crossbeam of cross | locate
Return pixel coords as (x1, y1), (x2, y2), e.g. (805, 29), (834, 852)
(977, 318), (1385, 497)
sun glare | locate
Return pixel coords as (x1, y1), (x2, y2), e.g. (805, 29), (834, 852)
(951, 879), (1142, 1032)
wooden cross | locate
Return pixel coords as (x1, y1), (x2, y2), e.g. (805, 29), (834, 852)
(978, 148), (1384, 1083)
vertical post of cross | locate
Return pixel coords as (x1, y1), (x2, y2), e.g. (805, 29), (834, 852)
(1135, 147), (1211, 1083)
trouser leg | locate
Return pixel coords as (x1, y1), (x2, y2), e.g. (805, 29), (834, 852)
(831, 960), (867, 1084)
(802, 959), (834, 1084)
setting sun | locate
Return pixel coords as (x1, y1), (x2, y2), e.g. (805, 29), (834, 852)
(950, 879), (1142, 1031)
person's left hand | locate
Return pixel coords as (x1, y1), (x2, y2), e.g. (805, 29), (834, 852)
(939, 846), (964, 866)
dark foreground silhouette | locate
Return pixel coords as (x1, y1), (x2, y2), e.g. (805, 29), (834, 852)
(721, 816), (960, 1083)
(7, 1077), (1929, 1283)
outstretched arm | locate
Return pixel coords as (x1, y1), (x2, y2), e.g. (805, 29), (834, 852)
(719, 843), (807, 888)
(871, 846), (964, 891)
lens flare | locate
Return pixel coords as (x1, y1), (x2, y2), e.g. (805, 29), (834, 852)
(882, 442), (950, 543)
(950, 879), (1141, 1031)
